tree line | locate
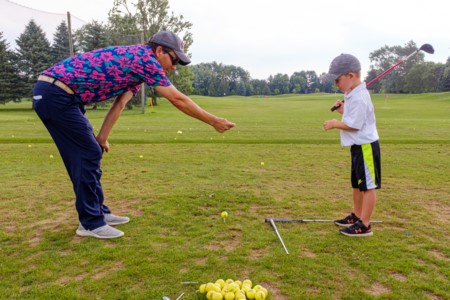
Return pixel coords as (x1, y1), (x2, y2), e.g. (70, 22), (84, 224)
(2, 0), (450, 105)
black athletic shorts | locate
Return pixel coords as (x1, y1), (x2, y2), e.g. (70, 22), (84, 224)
(350, 140), (381, 191)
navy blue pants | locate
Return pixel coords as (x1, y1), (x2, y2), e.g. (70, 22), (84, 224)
(33, 81), (110, 230)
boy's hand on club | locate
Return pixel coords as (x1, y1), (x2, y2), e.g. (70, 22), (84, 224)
(333, 100), (344, 114)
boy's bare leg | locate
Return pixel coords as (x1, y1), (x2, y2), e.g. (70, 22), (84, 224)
(353, 188), (364, 218)
(360, 189), (377, 227)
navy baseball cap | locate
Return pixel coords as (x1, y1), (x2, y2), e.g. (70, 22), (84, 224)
(323, 53), (361, 82)
(149, 31), (191, 66)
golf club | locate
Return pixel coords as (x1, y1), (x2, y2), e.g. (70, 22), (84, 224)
(266, 218), (382, 223)
(162, 293), (184, 300)
(267, 218), (289, 254)
(330, 43), (435, 111)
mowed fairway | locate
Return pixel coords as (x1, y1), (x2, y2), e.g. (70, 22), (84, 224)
(1, 93), (449, 299)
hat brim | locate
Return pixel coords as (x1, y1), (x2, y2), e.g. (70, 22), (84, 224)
(174, 50), (191, 66)
(321, 73), (339, 83)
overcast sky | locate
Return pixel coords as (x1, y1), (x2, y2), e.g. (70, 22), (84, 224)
(1, 0), (449, 79)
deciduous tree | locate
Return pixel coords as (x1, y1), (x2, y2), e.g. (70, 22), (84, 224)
(368, 41), (424, 93)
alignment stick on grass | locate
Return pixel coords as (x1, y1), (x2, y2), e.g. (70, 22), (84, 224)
(266, 218), (382, 223)
(267, 218), (289, 254)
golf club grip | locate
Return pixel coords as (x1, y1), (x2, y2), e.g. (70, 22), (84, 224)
(330, 102), (342, 112)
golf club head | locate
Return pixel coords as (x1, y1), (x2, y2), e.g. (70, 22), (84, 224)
(419, 43), (434, 54)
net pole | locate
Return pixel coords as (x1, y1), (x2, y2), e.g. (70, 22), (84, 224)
(67, 12), (74, 57)
(140, 31), (146, 114)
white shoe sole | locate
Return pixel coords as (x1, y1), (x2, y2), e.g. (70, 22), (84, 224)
(334, 222), (355, 228)
(76, 229), (124, 239)
(107, 219), (130, 226)
(340, 231), (373, 237)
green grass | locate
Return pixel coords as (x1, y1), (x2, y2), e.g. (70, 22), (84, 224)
(0, 93), (449, 299)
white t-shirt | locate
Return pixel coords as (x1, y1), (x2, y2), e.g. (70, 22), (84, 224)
(340, 82), (379, 147)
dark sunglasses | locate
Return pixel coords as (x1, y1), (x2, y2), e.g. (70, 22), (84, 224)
(162, 48), (180, 66)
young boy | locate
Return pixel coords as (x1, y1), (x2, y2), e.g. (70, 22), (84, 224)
(323, 53), (381, 237)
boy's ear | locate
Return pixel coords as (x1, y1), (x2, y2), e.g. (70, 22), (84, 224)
(348, 72), (358, 80)
(349, 71), (361, 79)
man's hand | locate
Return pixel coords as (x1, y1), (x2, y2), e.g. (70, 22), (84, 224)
(96, 91), (133, 153)
(212, 117), (235, 133)
(155, 85), (236, 133)
(96, 136), (110, 153)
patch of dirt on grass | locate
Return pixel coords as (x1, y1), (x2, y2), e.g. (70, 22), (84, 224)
(248, 247), (267, 261)
(25, 216), (70, 246)
(346, 269), (357, 280)
(71, 235), (83, 243)
(150, 241), (170, 252)
(108, 198), (144, 217)
(426, 199), (450, 223)
(391, 271), (407, 282)
(263, 282), (288, 300)
(205, 228), (242, 252)
(429, 249), (449, 261)
(59, 249), (72, 256)
(425, 291), (447, 300)
(92, 261), (124, 280)
(3, 223), (16, 234)
(416, 258), (427, 265)
(194, 256), (208, 266)
(28, 235), (41, 246)
(298, 246), (316, 258)
(79, 259), (90, 266)
(56, 272), (87, 284)
(306, 286), (321, 296)
(250, 204), (260, 214)
(364, 282), (390, 296)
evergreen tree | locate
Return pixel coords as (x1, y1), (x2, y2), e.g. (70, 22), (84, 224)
(0, 32), (21, 104)
(75, 21), (111, 52)
(15, 19), (53, 97)
(51, 21), (73, 63)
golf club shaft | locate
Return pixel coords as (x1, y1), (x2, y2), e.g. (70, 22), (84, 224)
(365, 59), (407, 88)
(265, 218), (382, 223)
(268, 219), (289, 254)
(330, 49), (421, 112)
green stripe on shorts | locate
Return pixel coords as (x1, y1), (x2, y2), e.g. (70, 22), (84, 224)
(361, 143), (375, 183)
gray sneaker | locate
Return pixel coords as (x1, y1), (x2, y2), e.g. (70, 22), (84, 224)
(76, 224), (124, 239)
(105, 213), (130, 226)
